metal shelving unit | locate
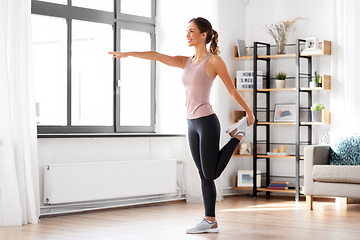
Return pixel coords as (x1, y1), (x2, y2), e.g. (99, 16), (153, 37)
(232, 39), (331, 201)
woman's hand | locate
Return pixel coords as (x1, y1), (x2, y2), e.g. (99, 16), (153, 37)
(247, 112), (255, 126)
(108, 52), (129, 59)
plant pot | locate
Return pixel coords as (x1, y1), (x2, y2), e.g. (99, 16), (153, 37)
(312, 110), (322, 122)
(275, 80), (286, 88)
(309, 82), (320, 88)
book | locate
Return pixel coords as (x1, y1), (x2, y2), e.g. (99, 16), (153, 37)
(269, 183), (288, 187)
(236, 39), (246, 57)
(267, 186), (289, 190)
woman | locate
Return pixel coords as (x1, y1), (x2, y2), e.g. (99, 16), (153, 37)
(109, 17), (255, 234)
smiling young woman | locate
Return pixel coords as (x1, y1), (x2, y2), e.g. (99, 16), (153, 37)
(108, 17), (255, 234)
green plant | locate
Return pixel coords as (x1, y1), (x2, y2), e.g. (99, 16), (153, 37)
(314, 71), (320, 83)
(311, 102), (325, 111)
(275, 71), (287, 80)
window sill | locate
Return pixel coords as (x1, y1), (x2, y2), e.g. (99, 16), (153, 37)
(37, 133), (186, 138)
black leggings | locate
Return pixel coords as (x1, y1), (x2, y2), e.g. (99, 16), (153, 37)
(187, 114), (240, 217)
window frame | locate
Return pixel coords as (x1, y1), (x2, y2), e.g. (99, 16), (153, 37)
(32, 0), (156, 134)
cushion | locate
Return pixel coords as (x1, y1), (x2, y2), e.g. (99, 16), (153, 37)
(329, 135), (360, 165)
(312, 165), (360, 183)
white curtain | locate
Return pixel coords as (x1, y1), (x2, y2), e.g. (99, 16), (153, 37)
(330, 0), (360, 134)
(0, 0), (40, 226)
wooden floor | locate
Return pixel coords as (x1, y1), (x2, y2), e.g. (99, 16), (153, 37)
(1, 196), (360, 240)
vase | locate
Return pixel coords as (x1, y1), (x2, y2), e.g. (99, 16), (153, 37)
(276, 41), (286, 54)
(275, 80), (286, 88)
(312, 110), (322, 122)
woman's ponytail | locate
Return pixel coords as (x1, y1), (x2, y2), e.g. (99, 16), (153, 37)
(209, 29), (220, 55)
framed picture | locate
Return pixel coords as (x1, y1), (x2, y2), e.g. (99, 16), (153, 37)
(305, 37), (319, 50)
(239, 142), (252, 155)
(237, 170), (261, 187)
(274, 103), (296, 122)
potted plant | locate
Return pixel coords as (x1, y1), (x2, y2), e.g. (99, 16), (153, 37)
(311, 102), (325, 122)
(310, 71), (321, 88)
(275, 71), (287, 88)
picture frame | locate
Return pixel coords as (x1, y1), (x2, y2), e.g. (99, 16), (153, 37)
(305, 37), (319, 50)
(239, 142), (252, 155)
(274, 103), (296, 122)
(237, 170), (261, 187)
(236, 39), (246, 57)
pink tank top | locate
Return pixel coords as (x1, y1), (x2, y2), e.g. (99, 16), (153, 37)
(181, 53), (215, 119)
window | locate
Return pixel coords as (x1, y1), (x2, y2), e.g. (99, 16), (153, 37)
(32, 15), (67, 126)
(34, 0), (66, 4)
(120, 29), (151, 126)
(72, 0), (114, 12)
(31, 0), (156, 133)
(121, 0), (152, 18)
(71, 20), (113, 126)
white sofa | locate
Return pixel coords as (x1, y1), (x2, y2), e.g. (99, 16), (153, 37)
(304, 145), (360, 210)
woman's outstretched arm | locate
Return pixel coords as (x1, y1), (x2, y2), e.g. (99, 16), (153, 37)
(108, 51), (188, 69)
(210, 55), (255, 126)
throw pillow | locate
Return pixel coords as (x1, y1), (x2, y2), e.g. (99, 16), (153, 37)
(329, 135), (360, 165)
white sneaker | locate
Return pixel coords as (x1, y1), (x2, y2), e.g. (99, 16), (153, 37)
(186, 218), (220, 234)
(225, 116), (248, 138)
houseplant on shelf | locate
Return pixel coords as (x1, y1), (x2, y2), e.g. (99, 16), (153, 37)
(275, 71), (287, 88)
(311, 102), (325, 122)
(264, 17), (307, 54)
(310, 71), (321, 88)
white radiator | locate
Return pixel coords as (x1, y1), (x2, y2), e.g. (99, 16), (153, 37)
(44, 159), (178, 205)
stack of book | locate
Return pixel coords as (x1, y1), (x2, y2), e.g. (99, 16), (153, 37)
(268, 181), (288, 190)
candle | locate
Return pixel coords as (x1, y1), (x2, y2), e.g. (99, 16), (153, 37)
(280, 145), (286, 153)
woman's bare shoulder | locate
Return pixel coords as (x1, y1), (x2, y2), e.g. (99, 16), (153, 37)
(209, 54), (225, 63)
(208, 55), (226, 68)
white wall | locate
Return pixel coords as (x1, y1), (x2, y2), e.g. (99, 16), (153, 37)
(212, 0), (248, 193)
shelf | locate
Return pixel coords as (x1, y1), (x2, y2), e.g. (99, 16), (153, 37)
(257, 113), (331, 125)
(258, 155), (305, 160)
(232, 176), (297, 194)
(234, 75), (331, 91)
(233, 154), (253, 157)
(232, 39), (329, 201)
(300, 40), (331, 56)
(232, 110), (246, 124)
(237, 89), (253, 92)
(258, 122), (296, 125)
(257, 155), (295, 159)
(233, 40), (331, 59)
(258, 88), (296, 92)
(233, 154), (304, 160)
(258, 54), (296, 59)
